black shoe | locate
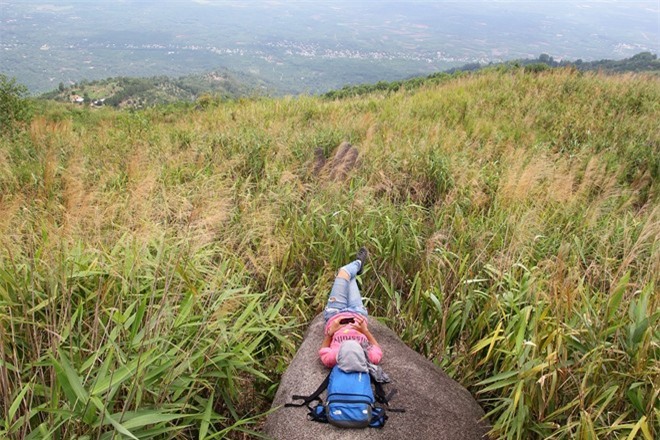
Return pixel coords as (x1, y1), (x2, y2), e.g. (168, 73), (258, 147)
(356, 247), (368, 275)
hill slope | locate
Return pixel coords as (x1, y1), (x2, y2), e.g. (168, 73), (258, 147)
(39, 68), (271, 108)
(324, 51), (660, 99)
(34, 52), (659, 107)
(1, 68), (658, 439)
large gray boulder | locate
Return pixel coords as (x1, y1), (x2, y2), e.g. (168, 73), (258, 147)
(264, 314), (489, 440)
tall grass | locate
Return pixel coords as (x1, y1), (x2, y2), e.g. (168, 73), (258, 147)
(1, 68), (658, 439)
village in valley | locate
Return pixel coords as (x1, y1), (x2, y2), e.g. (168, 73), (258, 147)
(68, 94), (106, 107)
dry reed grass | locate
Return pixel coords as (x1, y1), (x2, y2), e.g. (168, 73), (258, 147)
(1, 68), (657, 440)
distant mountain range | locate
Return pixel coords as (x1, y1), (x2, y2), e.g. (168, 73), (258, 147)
(37, 52), (659, 108)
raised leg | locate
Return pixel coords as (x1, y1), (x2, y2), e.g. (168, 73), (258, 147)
(324, 260), (367, 320)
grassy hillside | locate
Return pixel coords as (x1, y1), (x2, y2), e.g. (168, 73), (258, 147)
(1, 68), (658, 439)
(39, 69), (271, 109)
(324, 52), (660, 99)
(35, 52), (660, 107)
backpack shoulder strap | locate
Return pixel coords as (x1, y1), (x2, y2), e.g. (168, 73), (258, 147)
(372, 377), (406, 413)
(372, 378), (391, 404)
(285, 370), (331, 409)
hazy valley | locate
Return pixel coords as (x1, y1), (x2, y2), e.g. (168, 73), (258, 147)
(2, 1), (659, 94)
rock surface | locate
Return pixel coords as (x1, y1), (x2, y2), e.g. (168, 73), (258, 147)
(264, 314), (489, 440)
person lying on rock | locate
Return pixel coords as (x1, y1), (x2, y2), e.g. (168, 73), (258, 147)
(319, 247), (382, 370)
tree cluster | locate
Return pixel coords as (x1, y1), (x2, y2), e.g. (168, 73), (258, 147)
(0, 74), (32, 135)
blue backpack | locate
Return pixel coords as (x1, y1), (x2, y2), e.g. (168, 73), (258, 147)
(286, 365), (396, 429)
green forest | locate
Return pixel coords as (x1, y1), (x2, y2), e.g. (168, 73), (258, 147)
(0, 66), (658, 439)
